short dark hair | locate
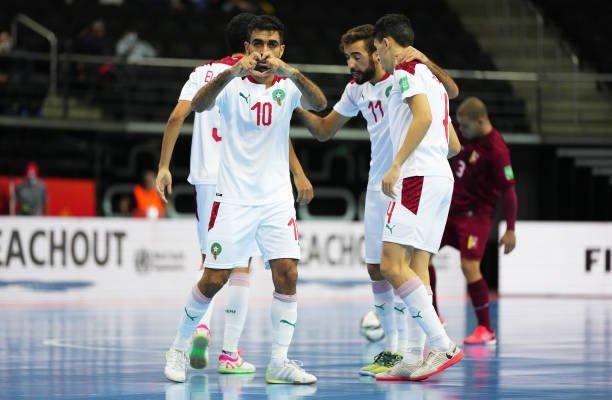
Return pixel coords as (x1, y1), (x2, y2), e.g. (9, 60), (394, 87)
(225, 12), (256, 53)
(339, 24), (375, 54)
(247, 15), (285, 43)
(373, 14), (414, 47)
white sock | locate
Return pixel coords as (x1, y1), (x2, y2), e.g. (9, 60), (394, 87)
(390, 300), (408, 357)
(397, 277), (450, 351)
(199, 297), (214, 328)
(394, 290), (427, 363)
(172, 285), (211, 351)
(404, 312), (427, 363)
(270, 292), (297, 366)
(371, 280), (398, 353)
(222, 272), (250, 353)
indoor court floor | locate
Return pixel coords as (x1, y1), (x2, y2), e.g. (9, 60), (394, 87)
(1, 294), (611, 399)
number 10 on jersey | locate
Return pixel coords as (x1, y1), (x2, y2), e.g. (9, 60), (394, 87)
(251, 101), (272, 126)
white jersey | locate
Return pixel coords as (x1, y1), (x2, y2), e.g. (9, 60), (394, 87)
(179, 56), (241, 185)
(214, 75), (302, 205)
(333, 74), (394, 191)
(388, 61), (453, 179)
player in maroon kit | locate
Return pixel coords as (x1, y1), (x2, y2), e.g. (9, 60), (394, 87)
(429, 96), (517, 345)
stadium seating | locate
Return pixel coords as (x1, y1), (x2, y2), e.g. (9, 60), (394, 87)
(1, 0), (529, 131)
(531, 0), (612, 73)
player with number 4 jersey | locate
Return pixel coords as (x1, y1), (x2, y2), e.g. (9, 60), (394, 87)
(373, 14), (463, 382)
(296, 24), (459, 377)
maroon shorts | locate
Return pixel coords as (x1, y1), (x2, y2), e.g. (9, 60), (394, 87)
(440, 211), (494, 260)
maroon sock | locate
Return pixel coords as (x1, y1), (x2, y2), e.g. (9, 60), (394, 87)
(467, 278), (492, 332)
(428, 265), (440, 317)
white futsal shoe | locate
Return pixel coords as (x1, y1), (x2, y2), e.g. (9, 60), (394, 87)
(165, 348), (188, 383)
(265, 359), (317, 384)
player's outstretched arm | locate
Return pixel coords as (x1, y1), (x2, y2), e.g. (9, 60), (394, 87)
(157, 100), (192, 203)
(381, 94), (432, 199)
(448, 122), (461, 158)
(289, 139), (314, 204)
(272, 63), (326, 111)
(294, 108), (349, 142)
(191, 68), (235, 112)
(289, 68), (327, 111)
(191, 55), (258, 112)
(395, 46), (459, 99)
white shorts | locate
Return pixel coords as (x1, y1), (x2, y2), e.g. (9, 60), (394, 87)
(364, 189), (387, 264)
(205, 199), (300, 269)
(382, 176), (453, 254)
(195, 184), (217, 255)
(195, 184), (260, 267)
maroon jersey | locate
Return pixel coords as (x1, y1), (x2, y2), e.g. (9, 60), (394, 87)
(449, 127), (515, 217)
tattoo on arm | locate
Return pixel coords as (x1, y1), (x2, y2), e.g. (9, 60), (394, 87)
(289, 70), (327, 111)
(191, 69), (235, 112)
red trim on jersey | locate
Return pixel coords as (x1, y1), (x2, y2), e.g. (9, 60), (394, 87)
(216, 55), (242, 66)
(386, 201), (396, 223)
(401, 176), (424, 214)
(244, 75), (287, 84)
(369, 73), (393, 86)
(395, 60), (421, 75)
(192, 55), (242, 72)
(349, 79), (357, 85)
(208, 201), (220, 231)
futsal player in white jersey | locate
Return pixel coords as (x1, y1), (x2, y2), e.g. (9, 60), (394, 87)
(189, 15), (327, 385)
(297, 24), (458, 377)
(371, 14), (464, 381)
(157, 13), (314, 383)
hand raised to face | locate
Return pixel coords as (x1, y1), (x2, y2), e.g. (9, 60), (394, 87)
(251, 51), (287, 78)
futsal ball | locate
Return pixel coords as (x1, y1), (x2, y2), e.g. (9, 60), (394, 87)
(359, 310), (385, 342)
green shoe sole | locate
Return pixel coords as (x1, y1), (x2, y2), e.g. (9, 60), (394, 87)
(189, 334), (209, 369)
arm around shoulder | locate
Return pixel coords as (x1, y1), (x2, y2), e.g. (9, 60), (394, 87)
(295, 108), (348, 142)
(286, 66), (327, 112)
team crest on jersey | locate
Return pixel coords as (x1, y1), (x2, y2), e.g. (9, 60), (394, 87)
(210, 242), (223, 260)
(399, 77), (410, 93)
(467, 235), (478, 250)
(385, 85), (392, 97)
(272, 89), (285, 106)
(469, 150), (479, 164)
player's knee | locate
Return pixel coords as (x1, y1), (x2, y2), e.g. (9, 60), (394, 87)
(271, 262), (298, 293)
(367, 263), (384, 280)
(379, 259), (398, 281)
(278, 267), (298, 286)
(460, 259), (481, 279)
(199, 269), (230, 297)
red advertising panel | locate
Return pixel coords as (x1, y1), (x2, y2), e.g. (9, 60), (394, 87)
(0, 177), (96, 216)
